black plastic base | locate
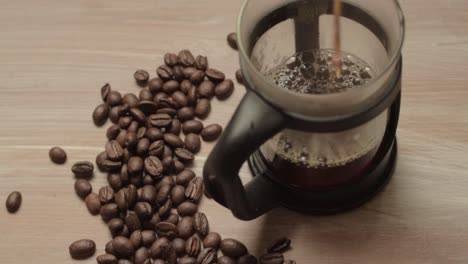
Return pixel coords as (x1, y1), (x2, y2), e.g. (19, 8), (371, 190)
(248, 139), (397, 215)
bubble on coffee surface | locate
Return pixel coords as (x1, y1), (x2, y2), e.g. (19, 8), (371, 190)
(267, 49), (375, 94)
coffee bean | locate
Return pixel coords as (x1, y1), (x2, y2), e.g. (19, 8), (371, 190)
(128, 121), (139, 133)
(85, 192), (101, 215)
(133, 202), (152, 221)
(194, 99), (211, 119)
(267, 237), (291, 253)
(5, 191), (22, 213)
(123, 133), (137, 150)
(174, 160), (185, 173)
(156, 176), (176, 191)
(137, 100), (158, 115)
(215, 79), (234, 100)
(159, 97), (178, 109)
(118, 117), (132, 130)
(166, 238), (184, 257)
(194, 212), (209, 237)
(139, 88), (154, 101)
(74, 179), (92, 199)
(49, 146), (67, 164)
(93, 103), (110, 126)
(165, 213), (180, 225)
(259, 253), (283, 264)
(108, 218), (125, 236)
(220, 238), (248, 258)
(170, 185), (186, 206)
(176, 201), (198, 216)
(198, 80), (215, 99)
(125, 211), (141, 232)
(99, 186), (115, 204)
(130, 175), (142, 187)
(238, 255), (257, 264)
(178, 50), (195, 67)
(154, 92), (169, 104)
(118, 260), (133, 264)
(172, 91), (188, 107)
(177, 107), (195, 122)
(106, 141), (124, 161)
(163, 80), (180, 94)
(133, 247), (150, 264)
(178, 257), (197, 264)
(147, 141), (164, 158)
(203, 232), (221, 249)
(105, 125), (120, 140)
(181, 121), (203, 135)
(163, 244), (178, 264)
(150, 237), (170, 259)
(195, 55), (208, 71)
(175, 148), (194, 162)
(113, 236), (135, 258)
(190, 70), (205, 85)
(177, 216), (195, 239)
(236, 70), (244, 84)
(136, 138), (151, 156)
(173, 65), (185, 81)
(141, 185), (157, 203)
(148, 78), (164, 93)
(141, 230), (156, 247)
(149, 113), (172, 128)
(105, 240), (116, 255)
(155, 183), (171, 205)
(163, 145), (174, 159)
(197, 248), (217, 264)
(166, 120), (180, 136)
(72, 161), (94, 178)
(101, 83), (112, 101)
(201, 124), (222, 141)
(185, 236), (201, 258)
(227, 32), (238, 50)
(157, 107), (177, 117)
(185, 177), (204, 202)
(107, 173), (122, 191)
(107, 91), (123, 106)
(69, 239), (96, 260)
(128, 156), (144, 175)
(205, 68), (225, 83)
(109, 107), (121, 124)
(187, 85), (198, 106)
(218, 256), (237, 264)
(164, 53), (179, 66)
(122, 93), (139, 108)
(100, 203), (119, 222)
(134, 69), (149, 83)
(113, 129), (127, 146)
(179, 80), (191, 94)
(163, 133), (183, 148)
(155, 222), (178, 239)
(184, 134), (201, 154)
(157, 65), (174, 80)
(176, 169), (196, 186)
(143, 156), (163, 178)
(128, 108), (146, 124)
(158, 198), (172, 217)
(145, 128), (163, 142)
(115, 187), (135, 211)
(97, 253), (118, 264)
(183, 67), (197, 78)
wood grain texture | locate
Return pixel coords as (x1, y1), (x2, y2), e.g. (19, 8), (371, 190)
(1, 0), (468, 263)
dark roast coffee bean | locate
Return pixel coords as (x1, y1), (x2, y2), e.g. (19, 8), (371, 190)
(172, 238), (186, 257)
(227, 32), (238, 50)
(164, 53), (179, 66)
(165, 213), (180, 225)
(194, 212), (209, 237)
(136, 127), (147, 140)
(173, 65), (185, 81)
(136, 138), (150, 156)
(115, 187), (135, 211)
(93, 104), (110, 126)
(177, 201), (198, 216)
(149, 113), (172, 128)
(157, 107), (177, 117)
(144, 156), (163, 177)
(134, 247), (150, 264)
(238, 255), (257, 264)
(69, 239), (96, 260)
(134, 69), (150, 84)
(85, 192), (101, 215)
(49, 146), (67, 164)
(74, 179), (92, 199)
(155, 183), (171, 204)
(215, 79), (234, 100)
(168, 119), (182, 135)
(182, 120), (203, 134)
(158, 198), (172, 217)
(155, 222), (178, 239)
(159, 98), (177, 109)
(129, 108), (146, 124)
(130, 231), (143, 248)
(178, 50), (195, 67)
(148, 140), (165, 157)
(187, 85), (198, 106)
(236, 69), (244, 84)
(172, 91), (188, 107)
(220, 238), (248, 258)
(177, 216), (195, 239)
(163, 80), (180, 94)
(157, 65), (174, 80)
(139, 88), (154, 101)
(114, 130), (128, 147)
(150, 237), (170, 258)
(154, 92), (169, 104)
(203, 232), (221, 249)
(156, 175), (176, 191)
(124, 132), (138, 149)
(195, 55), (208, 71)
(5, 191), (22, 213)
(174, 160), (185, 173)
(184, 134), (201, 154)
(190, 70), (205, 85)
(183, 67), (197, 78)
(107, 91), (123, 107)
(141, 230), (156, 247)
(198, 80), (215, 99)
(194, 99), (211, 119)
(100, 203), (119, 222)
(148, 78), (164, 93)
(175, 148), (194, 162)
(108, 173), (122, 191)
(97, 253), (118, 264)
(259, 253), (283, 264)
(176, 169), (196, 186)
(134, 202), (152, 220)
(163, 133), (184, 148)
(123, 93), (139, 108)
(128, 121), (139, 133)
(106, 140), (124, 161)
(180, 80), (192, 93)
(112, 236), (135, 258)
(146, 127), (163, 141)
(201, 124), (222, 141)
(218, 256), (237, 264)
(106, 125), (121, 140)
(170, 185), (186, 206)
(108, 218), (125, 236)
(162, 156), (174, 173)
(118, 104), (130, 116)
(185, 177), (204, 202)
(99, 186), (115, 204)
(137, 100), (158, 114)
(267, 237), (291, 253)
(163, 145), (174, 159)
(185, 236), (201, 257)
(128, 156), (144, 175)
(125, 211), (141, 232)
(205, 68), (225, 83)
(106, 240), (115, 255)
(197, 248), (217, 264)
(109, 107), (121, 124)
(119, 116), (133, 129)
(129, 174), (142, 187)
(101, 83), (112, 102)
(177, 107), (195, 122)
(72, 161), (94, 178)
(140, 185), (157, 203)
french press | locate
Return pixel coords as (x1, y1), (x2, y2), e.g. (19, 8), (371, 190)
(204, 0), (405, 220)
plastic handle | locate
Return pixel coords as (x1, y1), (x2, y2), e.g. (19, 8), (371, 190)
(203, 91), (290, 220)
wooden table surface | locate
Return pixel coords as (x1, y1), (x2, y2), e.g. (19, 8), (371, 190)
(1, 0), (468, 263)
